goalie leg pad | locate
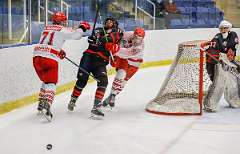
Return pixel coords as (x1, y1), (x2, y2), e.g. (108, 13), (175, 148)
(204, 64), (226, 112)
(224, 70), (240, 108)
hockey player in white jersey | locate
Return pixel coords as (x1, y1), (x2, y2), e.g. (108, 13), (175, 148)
(102, 27), (145, 108)
(33, 12), (90, 120)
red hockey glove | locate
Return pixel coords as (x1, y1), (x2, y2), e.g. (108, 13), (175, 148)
(105, 42), (120, 55)
(79, 21), (91, 32)
(227, 48), (235, 61)
(58, 49), (66, 60)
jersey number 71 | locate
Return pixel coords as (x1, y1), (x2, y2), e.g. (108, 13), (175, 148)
(40, 31), (55, 45)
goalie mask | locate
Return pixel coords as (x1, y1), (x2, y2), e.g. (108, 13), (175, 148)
(219, 20), (232, 39)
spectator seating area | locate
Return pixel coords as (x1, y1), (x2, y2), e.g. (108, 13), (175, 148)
(0, 0), (224, 36)
(169, 0), (224, 28)
(67, 0), (145, 31)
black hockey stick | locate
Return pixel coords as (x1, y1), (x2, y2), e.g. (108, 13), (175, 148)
(97, 8), (115, 62)
(64, 56), (100, 82)
(203, 50), (240, 79)
(91, 0), (100, 37)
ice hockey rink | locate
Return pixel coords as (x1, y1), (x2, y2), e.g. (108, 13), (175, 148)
(0, 65), (240, 154)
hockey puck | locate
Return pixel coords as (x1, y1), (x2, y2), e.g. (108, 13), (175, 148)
(46, 144), (52, 150)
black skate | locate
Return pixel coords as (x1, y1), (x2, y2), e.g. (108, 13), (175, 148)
(37, 100), (44, 111)
(102, 94), (116, 108)
(203, 107), (216, 113)
(90, 106), (104, 120)
(68, 96), (77, 111)
(37, 98), (46, 116)
(39, 102), (53, 122)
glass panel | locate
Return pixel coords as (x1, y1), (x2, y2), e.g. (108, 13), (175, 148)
(0, 0), (239, 48)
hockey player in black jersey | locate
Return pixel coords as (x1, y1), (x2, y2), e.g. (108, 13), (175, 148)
(205, 20), (239, 81)
(204, 20), (239, 112)
(67, 17), (123, 118)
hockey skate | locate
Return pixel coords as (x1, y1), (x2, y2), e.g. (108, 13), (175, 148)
(37, 99), (45, 112)
(39, 100), (53, 122)
(68, 96), (77, 111)
(102, 94), (116, 108)
(90, 100), (104, 120)
(203, 107), (217, 113)
(90, 107), (104, 120)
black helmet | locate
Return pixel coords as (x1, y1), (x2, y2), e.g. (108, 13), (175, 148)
(104, 17), (118, 28)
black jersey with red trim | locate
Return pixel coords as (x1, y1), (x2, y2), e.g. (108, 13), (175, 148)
(206, 31), (239, 63)
(84, 27), (123, 63)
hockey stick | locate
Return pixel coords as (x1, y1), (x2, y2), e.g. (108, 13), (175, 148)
(202, 49), (240, 79)
(97, 8), (115, 62)
(91, 0), (100, 37)
(64, 56), (100, 82)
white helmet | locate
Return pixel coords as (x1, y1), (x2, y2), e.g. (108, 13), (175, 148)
(218, 20), (232, 29)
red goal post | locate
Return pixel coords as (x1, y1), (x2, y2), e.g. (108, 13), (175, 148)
(146, 40), (211, 115)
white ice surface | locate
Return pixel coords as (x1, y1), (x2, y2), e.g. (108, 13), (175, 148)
(0, 66), (240, 154)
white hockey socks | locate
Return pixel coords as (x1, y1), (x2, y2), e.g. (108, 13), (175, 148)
(39, 83), (46, 102)
(44, 83), (56, 106)
(111, 69), (127, 96)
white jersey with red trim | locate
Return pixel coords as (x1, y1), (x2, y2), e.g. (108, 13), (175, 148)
(116, 31), (144, 67)
(33, 25), (84, 61)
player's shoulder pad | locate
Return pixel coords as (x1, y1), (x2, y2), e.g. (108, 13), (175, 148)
(229, 31), (238, 38)
(111, 27), (124, 33)
(214, 33), (221, 39)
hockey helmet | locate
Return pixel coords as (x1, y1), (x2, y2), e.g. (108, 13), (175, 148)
(52, 12), (67, 24)
(218, 20), (232, 29)
(134, 27), (145, 38)
(104, 17), (118, 28)
(218, 20), (232, 39)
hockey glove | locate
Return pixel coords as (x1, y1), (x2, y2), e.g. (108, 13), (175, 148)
(105, 42), (120, 55)
(79, 21), (91, 32)
(58, 49), (66, 60)
(227, 48), (235, 61)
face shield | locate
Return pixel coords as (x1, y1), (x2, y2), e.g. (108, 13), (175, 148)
(218, 20), (232, 39)
(219, 27), (230, 39)
(132, 34), (144, 44)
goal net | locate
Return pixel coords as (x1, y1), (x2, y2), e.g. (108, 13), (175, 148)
(146, 40), (211, 115)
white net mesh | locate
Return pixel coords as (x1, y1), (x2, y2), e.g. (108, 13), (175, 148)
(146, 40), (211, 115)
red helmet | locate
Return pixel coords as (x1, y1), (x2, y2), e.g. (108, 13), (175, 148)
(134, 27), (145, 37)
(52, 12), (67, 23)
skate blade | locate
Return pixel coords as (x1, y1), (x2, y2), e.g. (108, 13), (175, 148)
(102, 106), (114, 112)
(67, 107), (74, 112)
(89, 114), (104, 120)
(37, 110), (43, 116)
(39, 111), (52, 122)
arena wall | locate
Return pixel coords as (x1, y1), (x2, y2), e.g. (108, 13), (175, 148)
(0, 28), (239, 114)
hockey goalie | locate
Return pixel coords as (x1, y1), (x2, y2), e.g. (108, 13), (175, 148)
(203, 20), (240, 112)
